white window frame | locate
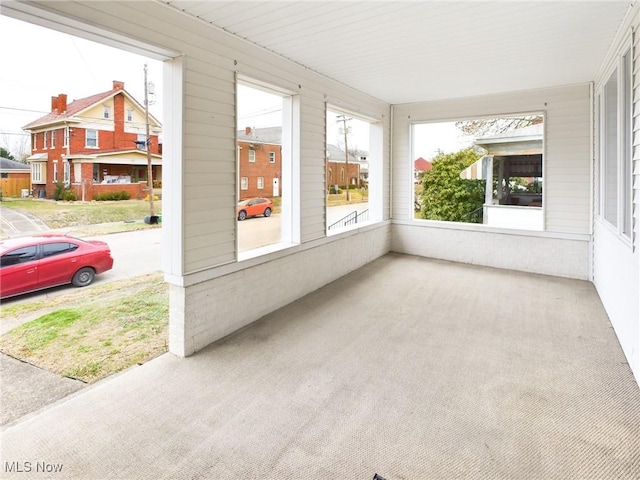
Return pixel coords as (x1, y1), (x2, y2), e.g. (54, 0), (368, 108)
(53, 161), (58, 182)
(237, 75), (300, 259)
(126, 109), (133, 122)
(63, 127), (69, 147)
(43, 131), (48, 149)
(63, 161), (71, 185)
(240, 176), (248, 190)
(326, 105), (384, 235)
(257, 176), (264, 189)
(86, 129), (98, 148)
(31, 162), (44, 183)
(50, 129), (56, 148)
(597, 38), (633, 244)
(33, 134), (37, 151)
(269, 151), (275, 163)
(249, 149), (256, 162)
(103, 106), (111, 119)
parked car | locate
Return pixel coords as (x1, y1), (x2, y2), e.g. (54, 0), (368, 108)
(0, 234), (114, 299)
(237, 197), (273, 221)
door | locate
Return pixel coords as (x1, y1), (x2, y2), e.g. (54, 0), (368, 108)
(36, 242), (81, 289)
(0, 245), (39, 297)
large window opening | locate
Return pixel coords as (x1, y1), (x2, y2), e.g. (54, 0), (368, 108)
(325, 107), (382, 234)
(412, 114), (544, 231)
(598, 45), (633, 241)
(237, 80), (298, 257)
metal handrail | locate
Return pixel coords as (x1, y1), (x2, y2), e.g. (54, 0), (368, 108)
(328, 209), (369, 230)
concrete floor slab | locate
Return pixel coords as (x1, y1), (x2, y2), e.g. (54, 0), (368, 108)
(1, 254), (638, 479)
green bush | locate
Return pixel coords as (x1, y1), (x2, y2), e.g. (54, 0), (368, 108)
(53, 182), (77, 201)
(93, 191), (131, 201)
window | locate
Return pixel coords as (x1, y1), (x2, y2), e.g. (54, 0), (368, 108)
(86, 129), (98, 148)
(136, 134), (147, 150)
(63, 161), (70, 185)
(32, 134), (37, 151)
(103, 106), (111, 119)
(63, 127), (69, 147)
(53, 162), (58, 182)
(31, 163), (44, 183)
(412, 114), (544, 231)
(599, 46), (633, 240)
(326, 107), (382, 233)
(237, 78), (299, 256)
(50, 129), (56, 148)
(43, 131), (48, 149)
(1, 246), (38, 267)
(269, 152), (275, 163)
(126, 109), (133, 122)
(42, 242), (79, 258)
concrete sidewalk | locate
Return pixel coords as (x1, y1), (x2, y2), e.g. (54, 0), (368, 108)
(1, 253), (638, 479)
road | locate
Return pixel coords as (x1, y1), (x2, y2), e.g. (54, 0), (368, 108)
(1, 203), (369, 306)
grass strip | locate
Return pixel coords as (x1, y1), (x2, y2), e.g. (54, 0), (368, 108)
(0, 273), (168, 383)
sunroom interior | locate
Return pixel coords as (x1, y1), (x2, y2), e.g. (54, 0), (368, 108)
(1, 1), (639, 476)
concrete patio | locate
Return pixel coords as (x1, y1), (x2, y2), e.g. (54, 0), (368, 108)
(1, 253), (638, 479)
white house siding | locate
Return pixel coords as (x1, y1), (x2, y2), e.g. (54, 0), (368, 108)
(593, 5), (640, 384)
(391, 84), (592, 279)
(10, 1), (391, 356)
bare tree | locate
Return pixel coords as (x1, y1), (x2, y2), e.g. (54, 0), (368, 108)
(456, 115), (543, 137)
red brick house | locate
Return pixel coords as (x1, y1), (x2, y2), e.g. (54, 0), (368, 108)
(22, 81), (162, 200)
(237, 127), (282, 198)
(326, 144), (361, 191)
(414, 156), (432, 183)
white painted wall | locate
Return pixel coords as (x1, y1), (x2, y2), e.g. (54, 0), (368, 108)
(593, 4), (640, 384)
(5, 1), (391, 356)
(391, 84), (592, 279)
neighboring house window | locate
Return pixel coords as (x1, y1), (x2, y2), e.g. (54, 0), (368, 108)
(63, 127), (69, 147)
(269, 151), (276, 163)
(43, 131), (48, 149)
(63, 161), (70, 185)
(103, 106), (111, 119)
(86, 129), (98, 148)
(249, 149), (256, 162)
(53, 162), (58, 182)
(31, 163), (43, 183)
(32, 134), (37, 151)
(599, 46), (632, 239)
(50, 129), (56, 148)
(340, 168), (345, 183)
(257, 177), (264, 189)
(126, 109), (133, 122)
(241, 177), (248, 190)
(136, 134), (146, 150)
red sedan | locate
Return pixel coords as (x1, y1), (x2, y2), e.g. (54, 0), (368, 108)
(237, 197), (273, 221)
(0, 234), (114, 299)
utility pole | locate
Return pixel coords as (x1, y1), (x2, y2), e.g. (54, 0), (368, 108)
(337, 115), (351, 201)
(144, 63), (155, 218)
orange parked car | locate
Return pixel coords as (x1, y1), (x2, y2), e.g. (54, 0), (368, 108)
(237, 197), (273, 221)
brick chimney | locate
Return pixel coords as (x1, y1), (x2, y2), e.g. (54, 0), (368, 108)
(245, 126), (252, 135)
(57, 94), (67, 113)
(113, 80), (125, 90)
(51, 94), (67, 113)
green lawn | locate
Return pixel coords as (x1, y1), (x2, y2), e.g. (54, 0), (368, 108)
(0, 274), (168, 383)
(0, 198), (160, 229)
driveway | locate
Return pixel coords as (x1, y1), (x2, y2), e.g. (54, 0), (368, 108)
(0, 204), (48, 237)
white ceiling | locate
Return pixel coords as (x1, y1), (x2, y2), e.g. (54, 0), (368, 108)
(164, 1), (632, 105)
